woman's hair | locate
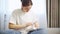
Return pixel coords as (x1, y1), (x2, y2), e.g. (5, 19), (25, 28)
(21, 0), (33, 6)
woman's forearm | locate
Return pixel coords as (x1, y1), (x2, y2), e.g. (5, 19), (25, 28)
(9, 22), (33, 29)
(9, 23), (26, 29)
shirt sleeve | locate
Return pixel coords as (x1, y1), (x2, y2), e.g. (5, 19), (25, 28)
(9, 11), (16, 24)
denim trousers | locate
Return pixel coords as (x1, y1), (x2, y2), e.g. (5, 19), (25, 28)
(0, 29), (47, 34)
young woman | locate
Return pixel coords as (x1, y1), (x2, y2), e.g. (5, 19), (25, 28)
(9, 0), (40, 34)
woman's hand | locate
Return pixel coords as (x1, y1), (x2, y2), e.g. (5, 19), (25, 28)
(25, 22), (32, 27)
(34, 22), (40, 29)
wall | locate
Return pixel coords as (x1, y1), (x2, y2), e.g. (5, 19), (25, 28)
(48, 28), (60, 34)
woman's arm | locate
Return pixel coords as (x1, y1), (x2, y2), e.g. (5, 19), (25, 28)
(9, 22), (32, 30)
(9, 23), (27, 29)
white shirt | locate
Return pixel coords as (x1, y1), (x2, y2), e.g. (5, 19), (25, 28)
(9, 9), (39, 34)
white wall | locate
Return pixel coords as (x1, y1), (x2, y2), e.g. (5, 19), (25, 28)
(48, 28), (60, 34)
(0, 0), (47, 31)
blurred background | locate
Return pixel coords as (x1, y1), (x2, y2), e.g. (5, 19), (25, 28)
(0, 0), (60, 34)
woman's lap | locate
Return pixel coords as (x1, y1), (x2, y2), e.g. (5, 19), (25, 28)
(28, 29), (47, 34)
(0, 29), (47, 34)
(0, 30), (21, 34)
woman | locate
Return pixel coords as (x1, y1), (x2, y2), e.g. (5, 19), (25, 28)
(9, 0), (40, 34)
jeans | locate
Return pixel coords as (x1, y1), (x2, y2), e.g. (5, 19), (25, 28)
(0, 29), (47, 34)
(0, 30), (21, 34)
(28, 29), (47, 34)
